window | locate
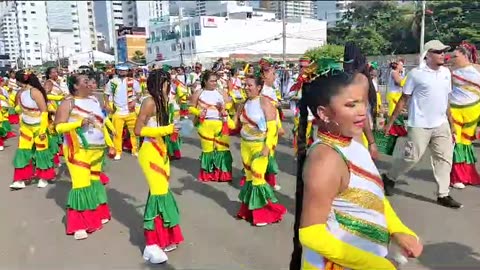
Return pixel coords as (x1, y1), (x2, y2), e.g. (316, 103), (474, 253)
(26, 49), (30, 53)
(34, 42), (39, 45)
(74, 35), (79, 38)
(75, 50), (80, 53)
(23, 18), (27, 22)
(22, 10), (26, 14)
(155, 46), (159, 54)
(31, 11), (36, 14)
(24, 34), (28, 38)
(26, 41), (29, 45)
(171, 43), (176, 51)
(30, 3), (35, 6)
(147, 47), (152, 54)
(23, 26), (27, 30)
(34, 49), (40, 53)
(191, 40), (195, 50)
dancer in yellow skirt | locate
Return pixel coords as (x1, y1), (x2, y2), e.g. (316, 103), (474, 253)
(10, 70), (56, 190)
(6, 70), (20, 124)
(0, 77), (16, 150)
(290, 59), (422, 270)
(55, 74), (115, 240)
(235, 74), (287, 226)
(190, 70), (233, 182)
(449, 42), (480, 189)
(134, 69), (183, 264)
(386, 59), (408, 137)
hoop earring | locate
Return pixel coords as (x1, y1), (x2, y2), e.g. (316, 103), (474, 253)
(326, 120), (341, 137)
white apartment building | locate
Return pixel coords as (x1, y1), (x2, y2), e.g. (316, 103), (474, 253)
(46, 1), (97, 61)
(0, 1), (20, 67)
(95, 0), (170, 49)
(146, 12), (326, 66)
(196, 0), (253, 17)
(315, 0), (353, 27)
(261, 0), (315, 19)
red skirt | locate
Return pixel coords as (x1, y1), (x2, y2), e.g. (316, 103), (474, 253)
(237, 200), (286, 225)
(144, 216), (184, 249)
(66, 208), (103, 235)
(198, 169), (232, 182)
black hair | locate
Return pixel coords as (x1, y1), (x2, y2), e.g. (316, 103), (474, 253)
(201, 70), (216, 89)
(45, 67), (56, 80)
(245, 74), (264, 88)
(146, 69), (170, 127)
(344, 42), (377, 117)
(15, 70), (48, 104)
(289, 71), (359, 270)
(67, 74), (82, 95)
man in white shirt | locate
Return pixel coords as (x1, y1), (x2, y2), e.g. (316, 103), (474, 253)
(383, 40), (462, 209)
(104, 65), (141, 160)
(187, 63), (202, 92)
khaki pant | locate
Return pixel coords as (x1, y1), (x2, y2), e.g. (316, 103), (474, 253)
(387, 122), (453, 197)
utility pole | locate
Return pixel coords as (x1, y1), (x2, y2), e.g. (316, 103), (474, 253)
(110, 2), (118, 64)
(39, 43), (43, 65)
(420, 1), (426, 54)
(282, 1), (287, 68)
(189, 19), (195, 66)
(56, 37), (61, 68)
(178, 7), (184, 66)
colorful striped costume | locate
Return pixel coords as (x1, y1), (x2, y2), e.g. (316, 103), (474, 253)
(56, 96), (113, 235)
(450, 65), (480, 186)
(300, 132), (417, 269)
(138, 112), (183, 249)
(237, 96), (286, 225)
(11, 88), (56, 186)
(194, 89), (233, 182)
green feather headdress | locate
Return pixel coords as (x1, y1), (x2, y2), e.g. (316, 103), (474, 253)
(301, 57), (349, 83)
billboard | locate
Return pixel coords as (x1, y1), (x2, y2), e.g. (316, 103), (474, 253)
(117, 26), (146, 37)
(117, 35), (147, 63)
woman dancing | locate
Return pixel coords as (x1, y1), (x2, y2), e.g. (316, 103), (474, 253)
(289, 60), (422, 270)
(190, 70), (233, 182)
(236, 74), (287, 226)
(54, 74), (114, 240)
(9, 70), (56, 190)
(449, 42), (480, 189)
(135, 69), (183, 264)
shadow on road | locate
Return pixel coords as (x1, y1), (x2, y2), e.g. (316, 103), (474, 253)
(107, 188), (145, 254)
(170, 176), (239, 218)
(45, 179), (70, 225)
(417, 242), (480, 269)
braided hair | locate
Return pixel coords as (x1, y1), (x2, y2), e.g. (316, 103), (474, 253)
(15, 70), (48, 104)
(147, 69), (170, 127)
(289, 69), (360, 270)
(344, 42), (377, 117)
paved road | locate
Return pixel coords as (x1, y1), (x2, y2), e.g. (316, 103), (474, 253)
(1, 114), (480, 270)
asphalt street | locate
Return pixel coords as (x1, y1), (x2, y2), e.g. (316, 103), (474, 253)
(1, 112), (479, 270)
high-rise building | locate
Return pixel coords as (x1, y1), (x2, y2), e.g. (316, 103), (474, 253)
(0, 1), (97, 68)
(46, 1), (97, 61)
(261, 1), (315, 19)
(0, 1), (20, 67)
(195, 0), (253, 17)
(95, 1), (169, 50)
(314, 0), (353, 27)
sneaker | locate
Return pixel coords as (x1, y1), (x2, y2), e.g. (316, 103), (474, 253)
(273, 185), (281, 191)
(381, 174), (395, 196)
(255, 222), (268, 227)
(437, 196), (463, 209)
(132, 152), (138, 157)
(163, 244), (177, 252)
(37, 179), (49, 188)
(452, 183), (466, 189)
(143, 245), (168, 264)
(74, 230), (88, 240)
(9, 181), (26, 190)
(114, 154), (121, 160)
(0, 146), (4, 151)
(101, 219), (110, 224)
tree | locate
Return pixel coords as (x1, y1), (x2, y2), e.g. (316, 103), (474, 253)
(304, 44), (344, 60)
(131, 50), (146, 64)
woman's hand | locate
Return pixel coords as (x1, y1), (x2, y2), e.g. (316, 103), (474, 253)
(173, 122), (182, 133)
(81, 118), (93, 128)
(261, 144), (270, 157)
(392, 233), (423, 258)
(384, 121), (393, 136)
(38, 133), (47, 140)
(368, 142), (379, 160)
(108, 147), (116, 158)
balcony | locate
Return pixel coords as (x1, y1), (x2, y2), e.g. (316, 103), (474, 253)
(148, 29), (201, 43)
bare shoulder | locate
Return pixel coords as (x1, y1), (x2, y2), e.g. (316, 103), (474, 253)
(303, 143), (348, 188)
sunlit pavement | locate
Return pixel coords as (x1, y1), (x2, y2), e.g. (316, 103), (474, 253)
(1, 110), (479, 270)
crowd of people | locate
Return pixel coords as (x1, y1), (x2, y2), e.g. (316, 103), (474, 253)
(1, 39), (478, 269)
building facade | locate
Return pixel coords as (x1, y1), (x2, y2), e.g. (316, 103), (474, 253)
(314, 0), (353, 27)
(0, 1), (19, 67)
(261, 0), (315, 19)
(146, 12), (326, 66)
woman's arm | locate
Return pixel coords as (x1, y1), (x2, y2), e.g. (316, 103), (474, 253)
(391, 70), (402, 86)
(299, 146), (396, 270)
(260, 97), (277, 155)
(54, 99), (85, 134)
(31, 89), (49, 135)
(134, 97), (175, 138)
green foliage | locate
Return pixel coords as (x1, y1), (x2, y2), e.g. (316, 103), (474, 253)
(304, 44), (344, 61)
(327, 0), (480, 55)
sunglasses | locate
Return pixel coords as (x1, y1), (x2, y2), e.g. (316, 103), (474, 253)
(429, 50), (446, 54)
